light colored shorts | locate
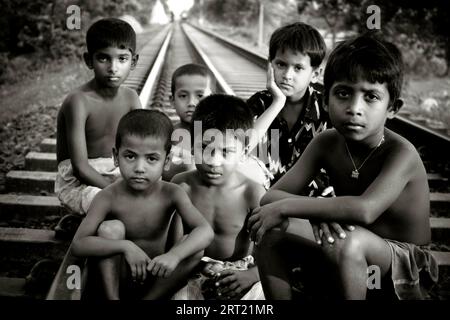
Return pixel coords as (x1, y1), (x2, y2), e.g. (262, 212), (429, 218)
(54, 158), (121, 214)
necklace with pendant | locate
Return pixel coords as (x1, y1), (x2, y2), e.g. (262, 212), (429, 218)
(345, 135), (385, 179)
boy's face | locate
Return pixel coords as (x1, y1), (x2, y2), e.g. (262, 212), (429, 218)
(272, 48), (320, 101)
(171, 74), (212, 124)
(85, 46), (137, 88)
(193, 131), (245, 186)
(328, 78), (394, 144)
(113, 135), (170, 192)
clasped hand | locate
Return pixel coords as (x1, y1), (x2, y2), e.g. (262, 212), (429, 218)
(247, 202), (288, 244)
(124, 241), (180, 283)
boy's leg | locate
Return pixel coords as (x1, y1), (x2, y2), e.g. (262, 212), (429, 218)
(142, 250), (203, 300)
(321, 226), (391, 299)
(96, 220), (126, 300)
(256, 219), (324, 300)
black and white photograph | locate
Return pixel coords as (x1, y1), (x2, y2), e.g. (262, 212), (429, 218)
(0, 0), (448, 308)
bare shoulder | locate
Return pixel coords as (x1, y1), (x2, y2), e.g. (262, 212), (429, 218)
(171, 170), (197, 188)
(306, 129), (341, 156)
(383, 129), (422, 167)
(92, 180), (118, 205)
(315, 128), (341, 146)
(160, 180), (190, 203)
(239, 173), (266, 209)
(120, 86), (138, 98)
(60, 87), (90, 115)
(120, 86), (141, 109)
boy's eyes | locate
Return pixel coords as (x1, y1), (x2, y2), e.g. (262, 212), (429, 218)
(274, 62), (304, 72)
(123, 154), (159, 162)
(177, 93), (205, 99)
(95, 56), (129, 63)
(333, 89), (381, 102)
(365, 93), (380, 101)
(146, 155), (159, 162)
(334, 89), (350, 99)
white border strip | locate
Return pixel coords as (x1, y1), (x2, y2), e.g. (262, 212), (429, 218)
(139, 27), (173, 108)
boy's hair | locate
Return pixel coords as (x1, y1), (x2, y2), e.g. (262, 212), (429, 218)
(116, 109), (173, 153)
(323, 33), (404, 106)
(86, 18), (136, 54)
(171, 63), (215, 95)
(269, 22), (326, 68)
(190, 94), (253, 145)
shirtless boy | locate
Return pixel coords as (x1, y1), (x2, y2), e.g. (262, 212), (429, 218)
(71, 109), (213, 299)
(172, 94), (267, 300)
(162, 63), (214, 181)
(249, 34), (438, 300)
(55, 18), (141, 215)
(164, 64), (271, 188)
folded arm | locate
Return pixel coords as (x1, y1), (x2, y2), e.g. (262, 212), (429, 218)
(166, 185), (214, 261)
(250, 134), (417, 242)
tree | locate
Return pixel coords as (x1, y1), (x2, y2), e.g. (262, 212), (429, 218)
(296, 0), (450, 75)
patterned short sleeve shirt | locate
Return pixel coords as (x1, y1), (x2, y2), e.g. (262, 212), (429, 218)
(247, 84), (331, 187)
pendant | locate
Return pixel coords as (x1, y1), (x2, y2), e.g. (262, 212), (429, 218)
(351, 170), (359, 179)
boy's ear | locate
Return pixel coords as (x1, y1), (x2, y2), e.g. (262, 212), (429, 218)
(131, 54), (139, 70)
(112, 147), (119, 167)
(310, 67), (322, 84)
(387, 99), (403, 119)
(164, 151), (173, 171)
(83, 52), (93, 69)
(323, 95), (329, 112)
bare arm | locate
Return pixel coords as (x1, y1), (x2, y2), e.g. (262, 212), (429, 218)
(166, 185), (214, 260)
(249, 138), (419, 244)
(64, 96), (110, 188)
(260, 131), (324, 206)
(247, 64), (286, 153)
(282, 144), (415, 223)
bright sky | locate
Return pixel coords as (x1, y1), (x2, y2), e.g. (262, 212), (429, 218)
(166, 0), (194, 18)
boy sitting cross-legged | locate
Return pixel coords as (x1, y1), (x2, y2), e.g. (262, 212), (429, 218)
(55, 18), (141, 218)
(171, 94), (267, 300)
(248, 34), (438, 300)
(71, 109), (214, 300)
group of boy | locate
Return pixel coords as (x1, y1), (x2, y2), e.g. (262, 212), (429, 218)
(56, 17), (437, 300)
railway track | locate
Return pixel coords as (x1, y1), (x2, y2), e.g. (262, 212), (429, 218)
(0, 22), (448, 300)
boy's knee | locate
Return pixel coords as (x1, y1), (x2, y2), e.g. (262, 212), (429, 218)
(257, 230), (285, 253)
(97, 220), (125, 240)
(324, 230), (365, 263)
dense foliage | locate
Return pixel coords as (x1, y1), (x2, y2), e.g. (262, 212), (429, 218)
(0, 0), (155, 84)
(296, 0), (449, 76)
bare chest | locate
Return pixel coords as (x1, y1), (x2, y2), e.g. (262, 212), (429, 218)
(84, 103), (130, 156)
(191, 190), (249, 235)
(110, 195), (173, 240)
